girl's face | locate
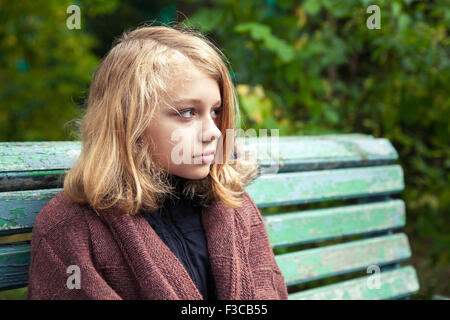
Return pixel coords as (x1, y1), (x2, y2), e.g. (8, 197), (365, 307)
(145, 63), (223, 180)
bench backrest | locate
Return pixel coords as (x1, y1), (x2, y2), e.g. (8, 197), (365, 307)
(0, 134), (420, 299)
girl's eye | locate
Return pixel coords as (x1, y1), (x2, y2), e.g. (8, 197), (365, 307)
(212, 107), (222, 117)
(179, 109), (195, 119)
(177, 107), (222, 120)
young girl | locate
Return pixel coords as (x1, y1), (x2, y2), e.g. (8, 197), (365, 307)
(26, 25), (288, 300)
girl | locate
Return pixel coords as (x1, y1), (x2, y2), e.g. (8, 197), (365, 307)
(27, 24), (288, 300)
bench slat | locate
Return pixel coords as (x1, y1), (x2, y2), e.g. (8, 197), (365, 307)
(0, 141), (81, 172)
(0, 136), (396, 175)
(0, 164), (404, 234)
(241, 136), (398, 173)
(265, 199), (405, 248)
(0, 189), (59, 235)
(246, 165), (404, 208)
(0, 170), (65, 192)
(288, 266), (420, 300)
(276, 233), (411, 285)
(0, 242), (30, 291)
(255, 134), (374, 140)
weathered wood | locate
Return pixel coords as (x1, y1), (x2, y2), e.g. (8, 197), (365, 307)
(0, 165), (403, 235)
(0, 141), (81, 172)
(264, 199), (405, 248)
(0, 241), (30, 291)
(275, 233), (411, 285)
(0, 189), (60, 235)
(0, 170), (66, 192)
(242, 134), (374, 140)
(0, 136), (398, 191)
(245, 165), (404, 208)
(239, 136), (397, 173)
(0, 164), (404, 234)
(1, 136), (387, 173)
(288, 266), (420, 300)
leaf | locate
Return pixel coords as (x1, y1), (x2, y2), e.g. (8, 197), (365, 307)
(237, 84), (273, 125)
(234, 22), (295, 63)
(184, 8), (224, 33)
(303, 0), (321, 15)
(392, 1), (402, 17)
(399, 13), (411, 31)
(235, 22), (272, 40)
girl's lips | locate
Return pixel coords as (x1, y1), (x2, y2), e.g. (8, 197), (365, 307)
(193, 153), (215, 164)
(193, 150), (215, 157)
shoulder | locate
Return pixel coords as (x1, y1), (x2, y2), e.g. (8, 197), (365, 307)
(237, 191), (264, 227)
(32, 190), (92, 241)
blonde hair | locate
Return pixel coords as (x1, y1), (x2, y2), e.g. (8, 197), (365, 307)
(63, 24), (260, 215)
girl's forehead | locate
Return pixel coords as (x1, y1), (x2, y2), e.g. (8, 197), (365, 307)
(166, 64), (217, 92)
(157, 61), (219, 109)
(172, 63), (209, 81)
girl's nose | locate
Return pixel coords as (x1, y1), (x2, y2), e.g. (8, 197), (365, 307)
(200, 117), (222, 143)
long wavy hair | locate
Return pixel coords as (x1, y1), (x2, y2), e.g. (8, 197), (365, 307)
(63, 24), (260, 215)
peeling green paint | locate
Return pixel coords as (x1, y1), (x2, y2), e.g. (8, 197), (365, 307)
(288, 266), (419, 300)
(276, 233), (412, 285)
(246, 165), (404, 208)
(264, 200), (406, 247)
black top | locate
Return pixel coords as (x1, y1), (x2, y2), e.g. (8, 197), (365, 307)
(143, 174), (217, 300)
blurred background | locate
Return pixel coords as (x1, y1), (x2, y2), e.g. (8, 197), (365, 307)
(0, 0), (448, 299)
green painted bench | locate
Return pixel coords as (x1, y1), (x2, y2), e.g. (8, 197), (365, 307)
(0, 134), (420, 299)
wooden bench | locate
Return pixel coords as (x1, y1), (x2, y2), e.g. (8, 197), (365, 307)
(0, 134), (420, 299)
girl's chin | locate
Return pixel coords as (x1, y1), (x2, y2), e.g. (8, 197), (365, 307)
(170, 166), (211, 180)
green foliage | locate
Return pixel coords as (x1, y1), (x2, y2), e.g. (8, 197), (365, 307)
(0, 287), (27, 300)
(0, 0), (119, 141)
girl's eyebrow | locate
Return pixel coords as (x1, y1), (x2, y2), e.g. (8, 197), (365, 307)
(173, 98), (222, 107)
